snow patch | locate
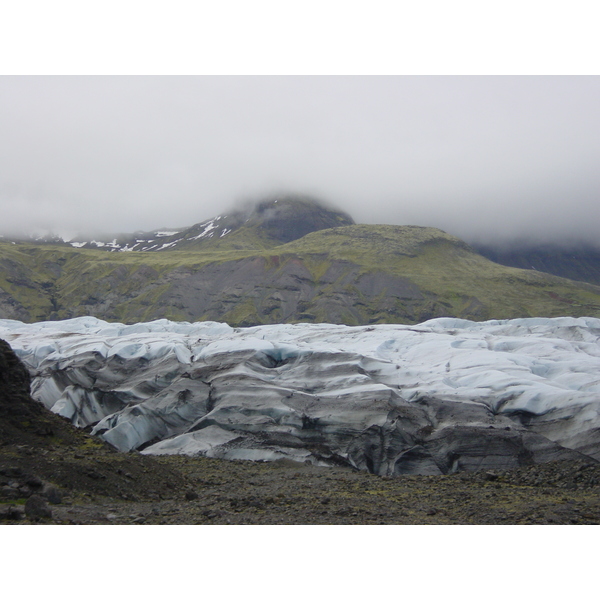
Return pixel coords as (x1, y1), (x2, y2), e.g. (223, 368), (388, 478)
(158, 241), (179, 250)
(189, 220), (217, 240)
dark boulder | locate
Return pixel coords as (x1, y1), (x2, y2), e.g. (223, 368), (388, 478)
(25, 494), (53, 521)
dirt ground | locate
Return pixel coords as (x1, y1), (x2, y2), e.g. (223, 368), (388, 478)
(3, 441), (600, 525)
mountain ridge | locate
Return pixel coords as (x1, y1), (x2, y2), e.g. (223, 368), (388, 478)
(60, 195), (355, 253)
(8, 195), (599, 289)
(473, 241), (600, 287)
(2, 195), (600, 325)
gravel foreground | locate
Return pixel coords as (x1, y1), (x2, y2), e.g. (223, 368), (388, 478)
(3, 447), (600, 525)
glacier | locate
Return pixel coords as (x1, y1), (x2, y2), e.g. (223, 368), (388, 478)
(1, 316), (599, 475)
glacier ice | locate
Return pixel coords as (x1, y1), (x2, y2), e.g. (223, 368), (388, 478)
(1, 315), (599, 475)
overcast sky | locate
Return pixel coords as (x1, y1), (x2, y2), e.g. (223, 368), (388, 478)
(1, 75), (599, 246)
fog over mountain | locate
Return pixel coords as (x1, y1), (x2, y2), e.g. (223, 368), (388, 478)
(1, 76), (599, 247)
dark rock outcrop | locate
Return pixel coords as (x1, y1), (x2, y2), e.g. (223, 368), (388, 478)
(245, 196), (355, 243)
(0, 338), (43, 433)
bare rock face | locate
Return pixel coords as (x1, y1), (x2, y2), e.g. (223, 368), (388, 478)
(3, 315), (599, 476)
(244, 196), (354, 243)
(140, 255), (434, 326)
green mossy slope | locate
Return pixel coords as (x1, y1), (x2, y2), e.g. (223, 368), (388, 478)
(1, 223), (600, 326)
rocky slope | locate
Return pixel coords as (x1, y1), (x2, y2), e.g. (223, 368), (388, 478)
(2, 196), (600, 325)
(0, 336), (191, 522)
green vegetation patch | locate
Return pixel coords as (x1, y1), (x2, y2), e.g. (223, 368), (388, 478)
(3, 221), (600, 326)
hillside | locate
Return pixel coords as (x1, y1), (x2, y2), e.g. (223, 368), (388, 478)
(1, 197), (600, 325)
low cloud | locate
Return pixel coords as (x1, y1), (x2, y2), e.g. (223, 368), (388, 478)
(1, 76), (599, 247)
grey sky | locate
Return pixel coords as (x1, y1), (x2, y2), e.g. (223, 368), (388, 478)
(1, 76), (599, 246)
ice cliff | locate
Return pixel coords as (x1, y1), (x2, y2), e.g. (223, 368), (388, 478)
(1, 316), (599, 475)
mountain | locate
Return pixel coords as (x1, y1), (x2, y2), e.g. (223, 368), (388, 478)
(67, 194), (355, 252)
(2, 195), (600, 325)
(472, 242), (600, 287)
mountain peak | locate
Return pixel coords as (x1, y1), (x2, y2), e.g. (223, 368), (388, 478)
(241, 194), (355, 243)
